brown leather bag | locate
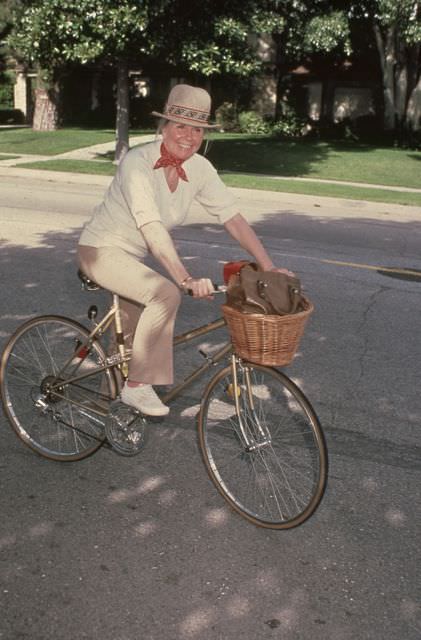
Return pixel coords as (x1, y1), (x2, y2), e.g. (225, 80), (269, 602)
(226, 263), (304, 315)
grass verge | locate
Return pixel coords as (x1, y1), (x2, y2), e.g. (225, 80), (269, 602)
(18, 159), (115, 175)
(222, 173), (421, 207)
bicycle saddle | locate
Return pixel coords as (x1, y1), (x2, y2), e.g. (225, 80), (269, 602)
(77, 269), (101, 291)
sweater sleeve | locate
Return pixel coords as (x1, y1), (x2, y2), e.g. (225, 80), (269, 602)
(116, 149), (163, 228)
(194, 160), (240, 224)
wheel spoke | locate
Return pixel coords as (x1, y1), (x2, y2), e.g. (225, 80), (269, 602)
(199, 363), (327, 529)
(1, 317), (115, 461)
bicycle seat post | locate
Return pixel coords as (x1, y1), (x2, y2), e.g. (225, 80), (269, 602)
(113, 293), (129, 379)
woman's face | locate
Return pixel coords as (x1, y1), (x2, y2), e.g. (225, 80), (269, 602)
(162, 121), (204, 161)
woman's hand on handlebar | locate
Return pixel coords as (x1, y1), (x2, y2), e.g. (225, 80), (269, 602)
(183, 277), (214, 299)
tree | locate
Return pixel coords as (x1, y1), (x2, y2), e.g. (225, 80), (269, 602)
(248, 1), (420, 138)
(241, 1), (352, 119)
(0, 1), (23, 107)
(351, 1), (421, 136)
(162, 1), (286, 118)
(7, 0), (173, 159)
(6, 0), (286, 156)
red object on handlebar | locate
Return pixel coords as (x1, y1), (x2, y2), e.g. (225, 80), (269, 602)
(223, 261), (250, 285)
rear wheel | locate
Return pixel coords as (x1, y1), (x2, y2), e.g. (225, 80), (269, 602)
(198, 361), (327, 529)
(1, 316), (117, 461)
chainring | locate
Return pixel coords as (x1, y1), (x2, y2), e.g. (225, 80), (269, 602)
(105, 401), (148, 456)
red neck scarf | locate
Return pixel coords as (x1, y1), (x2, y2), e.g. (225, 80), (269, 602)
(153, 143), (188, 182)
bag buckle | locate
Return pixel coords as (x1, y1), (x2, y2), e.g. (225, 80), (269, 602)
(257, 279), (268, 298)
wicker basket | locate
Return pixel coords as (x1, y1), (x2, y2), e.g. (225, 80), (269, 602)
(222, 298), (314, 366)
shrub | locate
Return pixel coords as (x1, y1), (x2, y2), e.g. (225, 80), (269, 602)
(238, 110), (270, 134)
(215, 102), (238, 131)
(0, 84), (14, 109)
(271, 106), (307, 138)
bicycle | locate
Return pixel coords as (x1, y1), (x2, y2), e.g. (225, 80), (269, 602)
(0, 269), (328, 529)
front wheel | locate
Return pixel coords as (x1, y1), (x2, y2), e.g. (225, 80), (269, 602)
(198, 361), (327, 529)
(1, 315), (117, 461)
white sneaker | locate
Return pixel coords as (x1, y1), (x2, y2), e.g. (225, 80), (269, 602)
(120, 383), (169, 417)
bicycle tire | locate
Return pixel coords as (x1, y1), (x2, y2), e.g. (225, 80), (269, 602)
(198, 361), (327, 529)
(1, 315), (117, 461)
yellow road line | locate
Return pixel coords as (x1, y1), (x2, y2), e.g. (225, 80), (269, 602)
(321, 259), (421, 277)
(274, 250), (421, 278)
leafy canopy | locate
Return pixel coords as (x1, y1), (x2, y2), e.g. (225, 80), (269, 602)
(8, 0), (171, 73)
(7, 0), (286, 78)
(350, 0), (421, 43)
(166, 0), (285, 76)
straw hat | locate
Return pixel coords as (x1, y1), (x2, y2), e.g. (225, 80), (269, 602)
(152, 84), (219, 129)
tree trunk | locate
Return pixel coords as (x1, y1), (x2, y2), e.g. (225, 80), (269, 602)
(404, 42), (421, 132)
(251, 34), (277, 118)
(32, 87), (59, 131)
(406, 73), (421, 131)
(374, 23), (396, 131)
(115, 59), (130, 163)
(395, 64), (408, 124)
(320, 77), (336, 124)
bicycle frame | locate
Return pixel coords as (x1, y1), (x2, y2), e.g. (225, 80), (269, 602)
(45, 293), (233, 419)
(44, 290), (269, 452)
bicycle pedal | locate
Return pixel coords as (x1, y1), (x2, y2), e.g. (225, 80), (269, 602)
(106, 401), (148, 456)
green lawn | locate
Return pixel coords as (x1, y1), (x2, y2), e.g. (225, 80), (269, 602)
(206, 134), (421, 190)
(222, 173), (421, 207)
(19, 159), (115, 175)
(0, 127), (152, 155)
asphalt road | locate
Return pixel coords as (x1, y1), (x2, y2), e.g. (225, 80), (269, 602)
(1, 172), (421, 640)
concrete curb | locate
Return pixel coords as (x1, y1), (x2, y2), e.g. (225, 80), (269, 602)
(0, 165), (112, 186)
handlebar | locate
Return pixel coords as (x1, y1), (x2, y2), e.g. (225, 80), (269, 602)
(185, 283), (227, 296)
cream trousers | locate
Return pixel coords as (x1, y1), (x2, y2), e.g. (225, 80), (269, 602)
(78, 245), (181, 385)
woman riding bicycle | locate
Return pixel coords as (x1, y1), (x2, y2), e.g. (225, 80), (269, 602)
(78, 84), (289, 417)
